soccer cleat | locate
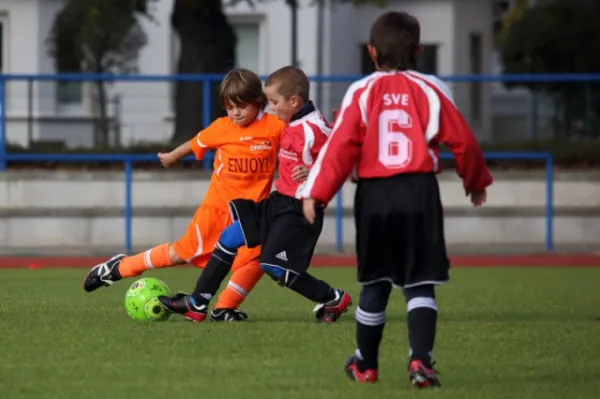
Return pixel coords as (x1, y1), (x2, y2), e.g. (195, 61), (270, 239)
(408, 359), (441, 388)
(210, 308), (249, 322)
(157, 293), (207, 322)
(344, 355), (378, 383)
(83, 254), (125, 292)
(313, 289), (352, 323)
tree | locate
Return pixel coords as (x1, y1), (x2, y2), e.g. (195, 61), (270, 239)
(170, 0), (237, 143)
(500, 0), (600, 136)
(48, 0), (154, 147)
(170, 0), (385, 143)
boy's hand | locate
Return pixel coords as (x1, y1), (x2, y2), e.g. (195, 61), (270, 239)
(332, 108), (339, 122)
(292, 165), (310, 182)
(158, 152), (177, 168)
(467, 189), (487, 207)
(303, 198), (317, 224)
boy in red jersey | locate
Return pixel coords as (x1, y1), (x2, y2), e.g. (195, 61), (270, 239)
(303, 12), (493, 387)
(159, 66), (352, 323)
(83, 68), (285, 321)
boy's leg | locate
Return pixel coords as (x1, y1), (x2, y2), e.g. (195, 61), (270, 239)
(212, 247), (263, 314)
(404, 284), (440, 387)
(83, 205), (220, 293)
(345, 281), (392, 383)
(159, 198), (266, 321)
(83, 239), (186, 293)
(257, 200), (352, 322)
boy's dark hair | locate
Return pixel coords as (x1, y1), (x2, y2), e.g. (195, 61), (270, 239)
(370, 11), (420, 70)
(219, 68), (267, 108)
(265, 66), (310, 103)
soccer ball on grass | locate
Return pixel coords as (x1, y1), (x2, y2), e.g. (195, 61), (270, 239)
(124, 277), (171, 322)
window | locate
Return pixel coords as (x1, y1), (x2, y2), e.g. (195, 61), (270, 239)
(0, 20), (3, 72)
(469, 32), (482, 122)
(0, 13), (7, 73)
(417, 45), (438, 75)
(233, 22), (259, 72)
(360, 44), (375, 75)
(360, 43), (438, 75)
(57, 81), (83, 104)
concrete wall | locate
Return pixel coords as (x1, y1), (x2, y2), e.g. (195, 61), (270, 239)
(0, 170), (597, 255)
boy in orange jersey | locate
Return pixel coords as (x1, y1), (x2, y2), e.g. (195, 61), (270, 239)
(83, 68), (287, 322)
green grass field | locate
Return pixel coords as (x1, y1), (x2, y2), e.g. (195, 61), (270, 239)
(1, 267), (600, 399)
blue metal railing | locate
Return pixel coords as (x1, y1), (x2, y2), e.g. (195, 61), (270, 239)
(0, 73), (572, 253)
(2, 151), (554, 254)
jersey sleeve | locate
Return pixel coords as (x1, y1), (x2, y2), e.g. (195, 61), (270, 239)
(435, 85), (493, 192)
(189, 118), (226, 160)
(302, 85), (364, 204)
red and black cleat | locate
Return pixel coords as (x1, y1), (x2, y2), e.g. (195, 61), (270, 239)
(344, 355), (378, 383)
(158, 293), (207, 322)
(314, 290), (352, 323)
(408, 359), (441, 388)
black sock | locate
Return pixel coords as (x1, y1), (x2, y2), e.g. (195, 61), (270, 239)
(191, 242), (236, 304)
(407, 302), (437, 367)
(287, 272), (335, 303)
(355, 308), (386, 371)
(354, 282), (391, 371)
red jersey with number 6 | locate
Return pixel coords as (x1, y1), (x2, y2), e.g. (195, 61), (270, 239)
(303, 70), (493, 205)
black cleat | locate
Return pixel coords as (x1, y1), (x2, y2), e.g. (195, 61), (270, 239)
(83, 254), (125, 292)
(210, 308), (249, 322)
(158, 293), (208, 322)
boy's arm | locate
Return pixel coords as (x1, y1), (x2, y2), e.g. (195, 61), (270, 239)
(158, 141), (193, 168)
(435, 86), (493, 194)
(303, 93), (363, 205)
(158, 119), (225, 168)
(189, 118), (225, 160)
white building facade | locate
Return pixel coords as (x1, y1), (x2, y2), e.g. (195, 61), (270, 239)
(0, 0), (503, 148)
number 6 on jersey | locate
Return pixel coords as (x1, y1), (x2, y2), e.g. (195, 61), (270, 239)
(378, 109), (413, 168)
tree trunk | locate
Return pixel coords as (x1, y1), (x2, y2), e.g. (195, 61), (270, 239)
(170, 0), (237, 143)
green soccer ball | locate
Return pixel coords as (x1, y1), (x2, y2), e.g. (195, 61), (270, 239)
(124, 277), (171, 322)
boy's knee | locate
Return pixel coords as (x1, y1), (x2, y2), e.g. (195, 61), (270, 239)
(260, 263), (298, 287)
(167, 244), (185, 265)
(403, 284), (435, 301)
(219, 221), (245, 250)
(359, 281), (392, 313)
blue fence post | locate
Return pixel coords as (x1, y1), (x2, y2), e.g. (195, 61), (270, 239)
(0, 76), (6, 172)
(545, 153), (554, 252)
(202, 77), (213, 170)
(335, 189), (343, 252)
(124, 160), (133, 254)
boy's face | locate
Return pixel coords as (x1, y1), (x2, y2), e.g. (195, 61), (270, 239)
(225, 102), (260, 127)
(265, 84), (300, 123)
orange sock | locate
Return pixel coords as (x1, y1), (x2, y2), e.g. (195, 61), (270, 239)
(118, 243), (174, 278)
(214, 263), (264, 309)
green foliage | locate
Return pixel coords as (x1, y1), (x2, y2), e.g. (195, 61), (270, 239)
(500, 0), (600, 136)
(48, 0), (155, 73)
(501, 0), (600, 79)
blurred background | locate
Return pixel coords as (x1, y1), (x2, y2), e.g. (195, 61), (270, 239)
(0, 0), (597, 256)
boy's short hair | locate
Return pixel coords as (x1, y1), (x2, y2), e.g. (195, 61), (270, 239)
(370, 11), (420, 70)
(265, 66), (310, 103)
(219, 67), (267, 108)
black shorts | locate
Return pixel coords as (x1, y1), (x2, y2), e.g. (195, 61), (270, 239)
(354, 173), (450, 288)
(229, 191), (324, 273)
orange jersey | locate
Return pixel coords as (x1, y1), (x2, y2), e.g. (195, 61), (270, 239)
(189, 111), (285, 211)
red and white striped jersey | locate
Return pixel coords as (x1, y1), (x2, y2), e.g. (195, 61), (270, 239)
(303, 70), (493, 205)
(274, 102), (331, 199)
